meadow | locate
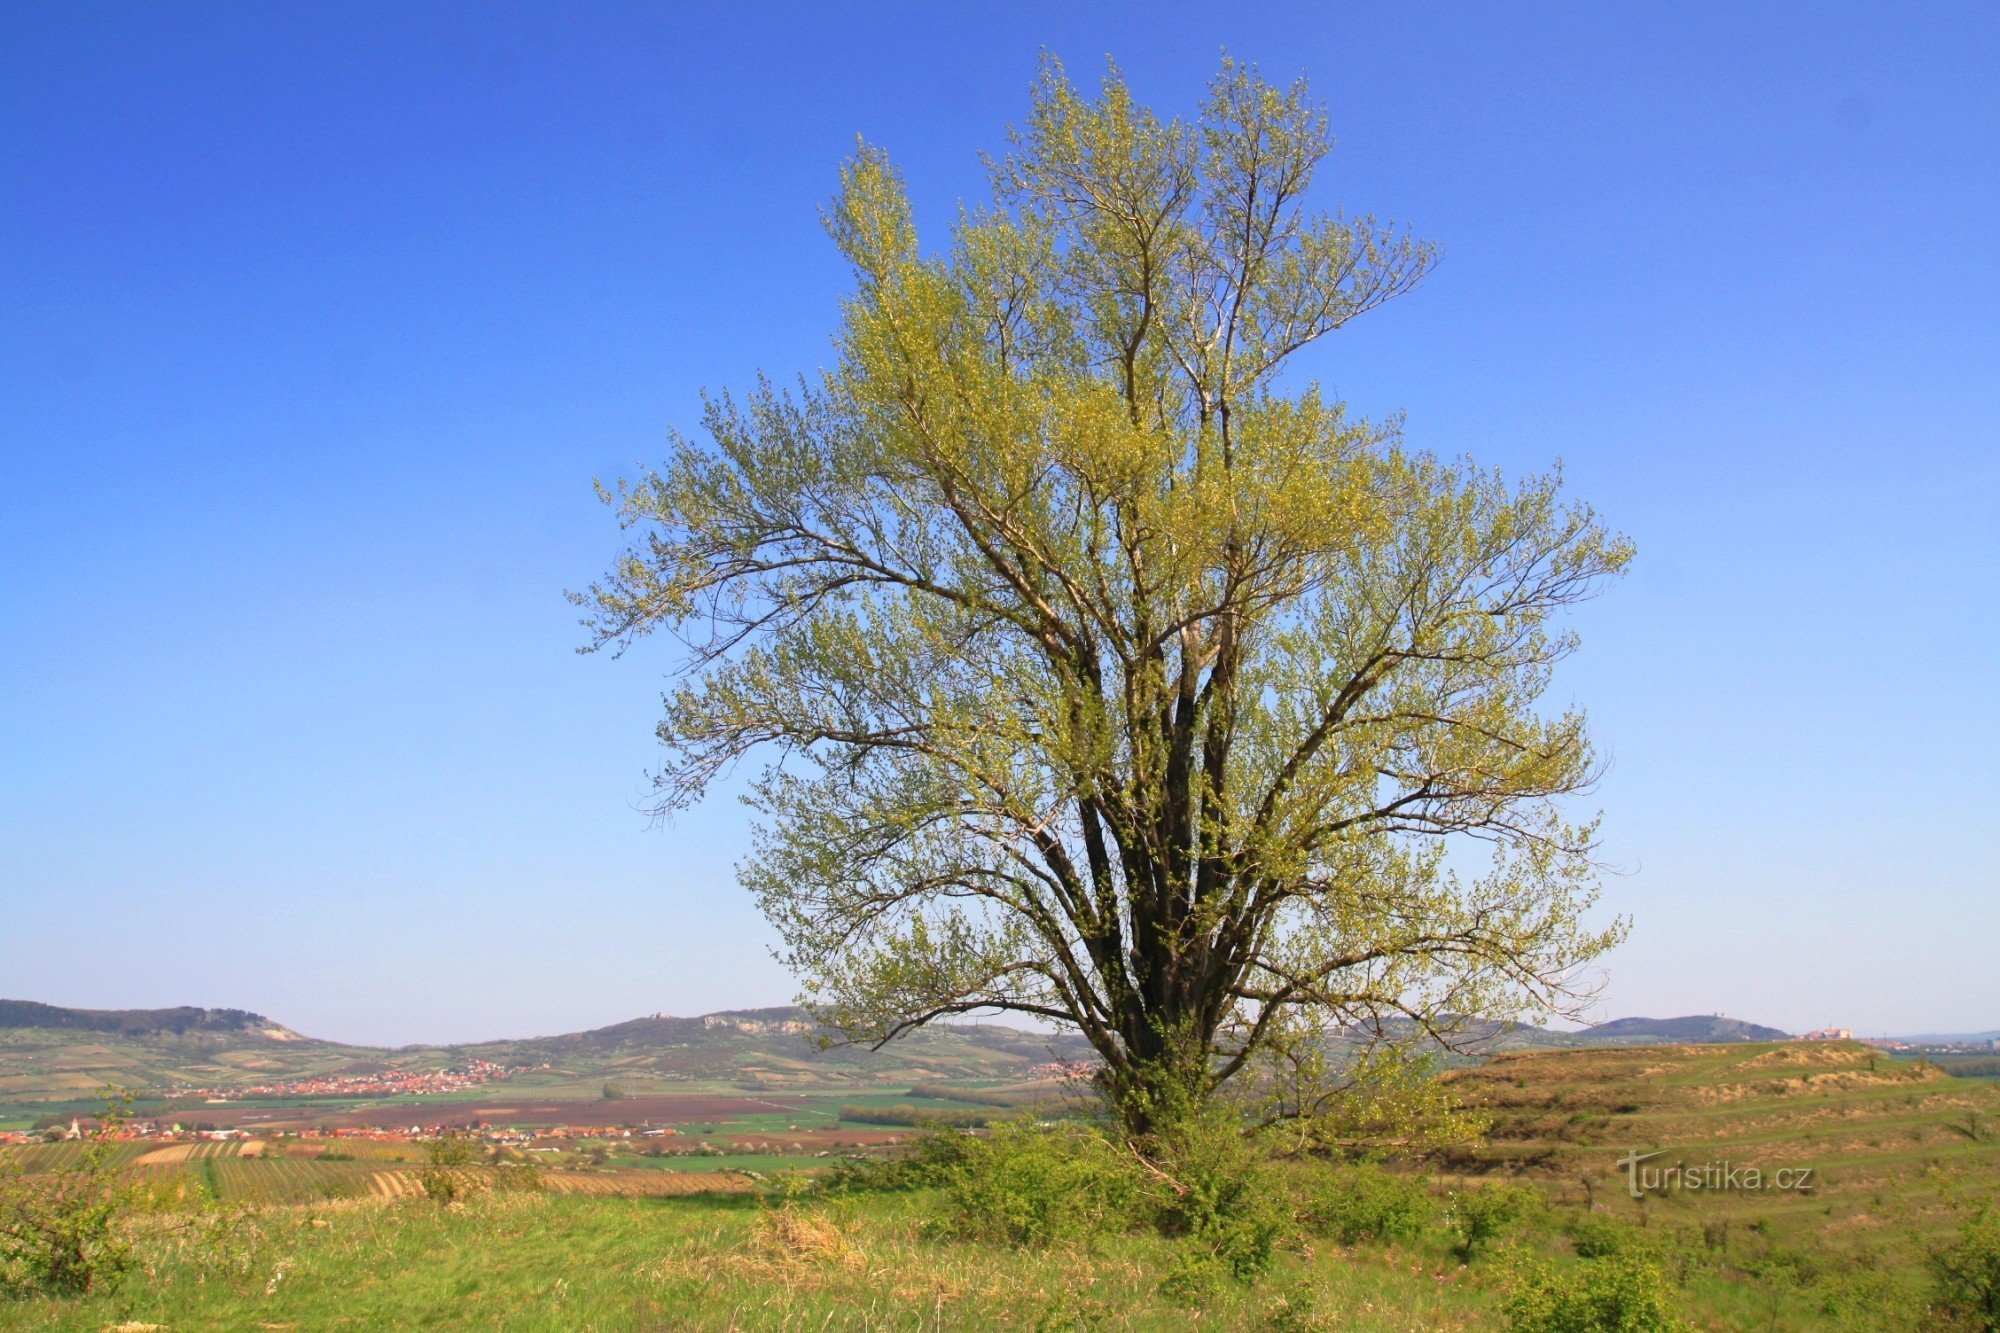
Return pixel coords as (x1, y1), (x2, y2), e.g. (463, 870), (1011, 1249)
(3, 1041), (1996, 1329)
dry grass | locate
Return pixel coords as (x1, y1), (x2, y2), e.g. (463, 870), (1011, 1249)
(742, 1204), (867, 1275)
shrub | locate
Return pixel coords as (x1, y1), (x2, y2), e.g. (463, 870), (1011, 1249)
(927, 1121), (1143, 1247)
(1157, 1247), (1227, 1307)
(1298, 1161), (1435, 1245)
(418, 1131), (486, 1206)
(1504, 1254), (1690, 1332)
(1147, 1108), (1285, 1279)
(1445, 1181), (1541, 1262)
(0, 1094), (133, 1294)
(1930, 1208), (2000, 1330)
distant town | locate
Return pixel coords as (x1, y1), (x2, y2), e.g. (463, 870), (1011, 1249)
(169, 1057), (523, 1102)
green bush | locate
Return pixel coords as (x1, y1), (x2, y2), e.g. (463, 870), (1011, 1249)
(1445, 1181), (1541, 1262)
(1147, 1108), (1285, 1279)
(1298, 1161), (1435, 1245)
(418, 1131), (486, 1206)
(0, 1096), (133, 1295)
(1504, 1254), (1690, 1332)
(0, 1166), (128, 1296)
(1157, 1247), (1227, 1307)
(927, 1121), (1143, 1247)
(1930, 1208), (2000, 1329)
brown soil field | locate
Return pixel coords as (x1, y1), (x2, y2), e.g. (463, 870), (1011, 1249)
(721, 1128), (908, 1150)
(168, 1094), (809, 1131)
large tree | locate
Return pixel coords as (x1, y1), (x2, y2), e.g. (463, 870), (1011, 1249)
(582, 59), (1630, 1132)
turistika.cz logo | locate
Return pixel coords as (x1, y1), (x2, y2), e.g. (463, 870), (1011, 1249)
(1615, 1150), (1816, 1199)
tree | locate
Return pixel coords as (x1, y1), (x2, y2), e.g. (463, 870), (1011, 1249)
(580, 57), (1630, 1134)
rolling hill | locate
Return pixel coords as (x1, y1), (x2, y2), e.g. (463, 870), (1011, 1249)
(1440, 1039), (2000, 1261)
(0, 1001), (1093, 1108)
(1572, 1014), (1791, 1043)
(0, 1000), (302, 1039)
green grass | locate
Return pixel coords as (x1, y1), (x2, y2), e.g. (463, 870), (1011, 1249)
(3, 1171), (1965, 1329)
(6, 1041), (1994, 1327)
(0, 1189), (1512, 1330)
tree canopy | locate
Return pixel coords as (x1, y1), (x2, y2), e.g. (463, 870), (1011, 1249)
(581, 57), (1630, 1130)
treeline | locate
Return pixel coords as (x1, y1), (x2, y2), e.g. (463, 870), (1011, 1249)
(1935, 1056), (2000, 1079)
(839, 1105), (993, 1128)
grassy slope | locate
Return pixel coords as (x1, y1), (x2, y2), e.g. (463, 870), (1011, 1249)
(0, 1191), (1503, 1331)
(6, 1042), (1996, 1328)
(1443, 1040), (2000, 1235)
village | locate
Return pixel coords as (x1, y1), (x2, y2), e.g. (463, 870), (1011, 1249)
(0, 1116), (689, 1151)
(167, 1057), (521, 1102)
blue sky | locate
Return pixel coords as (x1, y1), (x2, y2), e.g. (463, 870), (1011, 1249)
(3, 3), (1995, 1045)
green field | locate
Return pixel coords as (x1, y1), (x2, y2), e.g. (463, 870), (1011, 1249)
(4, 1041), (1997, 1327)
(0, 1189), (1520, 1331)
(1441, 1040), (2000, 1246)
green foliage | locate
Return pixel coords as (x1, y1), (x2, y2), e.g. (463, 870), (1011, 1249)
(1256, 1033), (1492, 1160)
(1446, 1180), (1542, 1262)
(1146, 1108), (1285, 1280)
(1930, 1207), (2000, 1329)
(1297, 1160), (1435, 1245)
(1156, 1247), (1228, 1307)
(583, 54), (1630, 1130)
(1503, 1253), (1689, 1332)
(924, 1121), (1144, 1247)
(417, 1131), (485, 1207)
(0, 1089), (133, 1295)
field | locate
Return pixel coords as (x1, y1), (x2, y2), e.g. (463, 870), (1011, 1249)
(1441, 1040), (2000, 1248)
(3, 1041), (1997, 1328)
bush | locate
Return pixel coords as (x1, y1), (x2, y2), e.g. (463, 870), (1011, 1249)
(1157, 1248), (1227, 1306)
(418, 1131), (486, 1206)
(1930, 1208), (2000, 1329)
(1147, 1108), (1286, 1279)
(926, 1121), (1143, 1247)
(0, 1095), (132, 1295)
(1445, 1181), (1541, 1262)
(1504, 1254), (1690, 1332)
(1298, 1161), (1435, 1245)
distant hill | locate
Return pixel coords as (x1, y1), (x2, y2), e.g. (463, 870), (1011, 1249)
(0, 1003), (1092, 1106)
(0, 1000), (298, 1039)
(1574, 1015), (1790, 1044)
(450, 1007), (1094, 1087)
(0, 1001), (1812, 1107)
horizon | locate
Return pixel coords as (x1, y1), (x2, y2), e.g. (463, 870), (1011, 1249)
(4, 4), (1997, 1045)
(4, 995), (1991, 1053)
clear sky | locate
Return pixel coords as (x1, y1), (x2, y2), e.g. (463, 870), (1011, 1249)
(3, 4), (1995, 1046)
